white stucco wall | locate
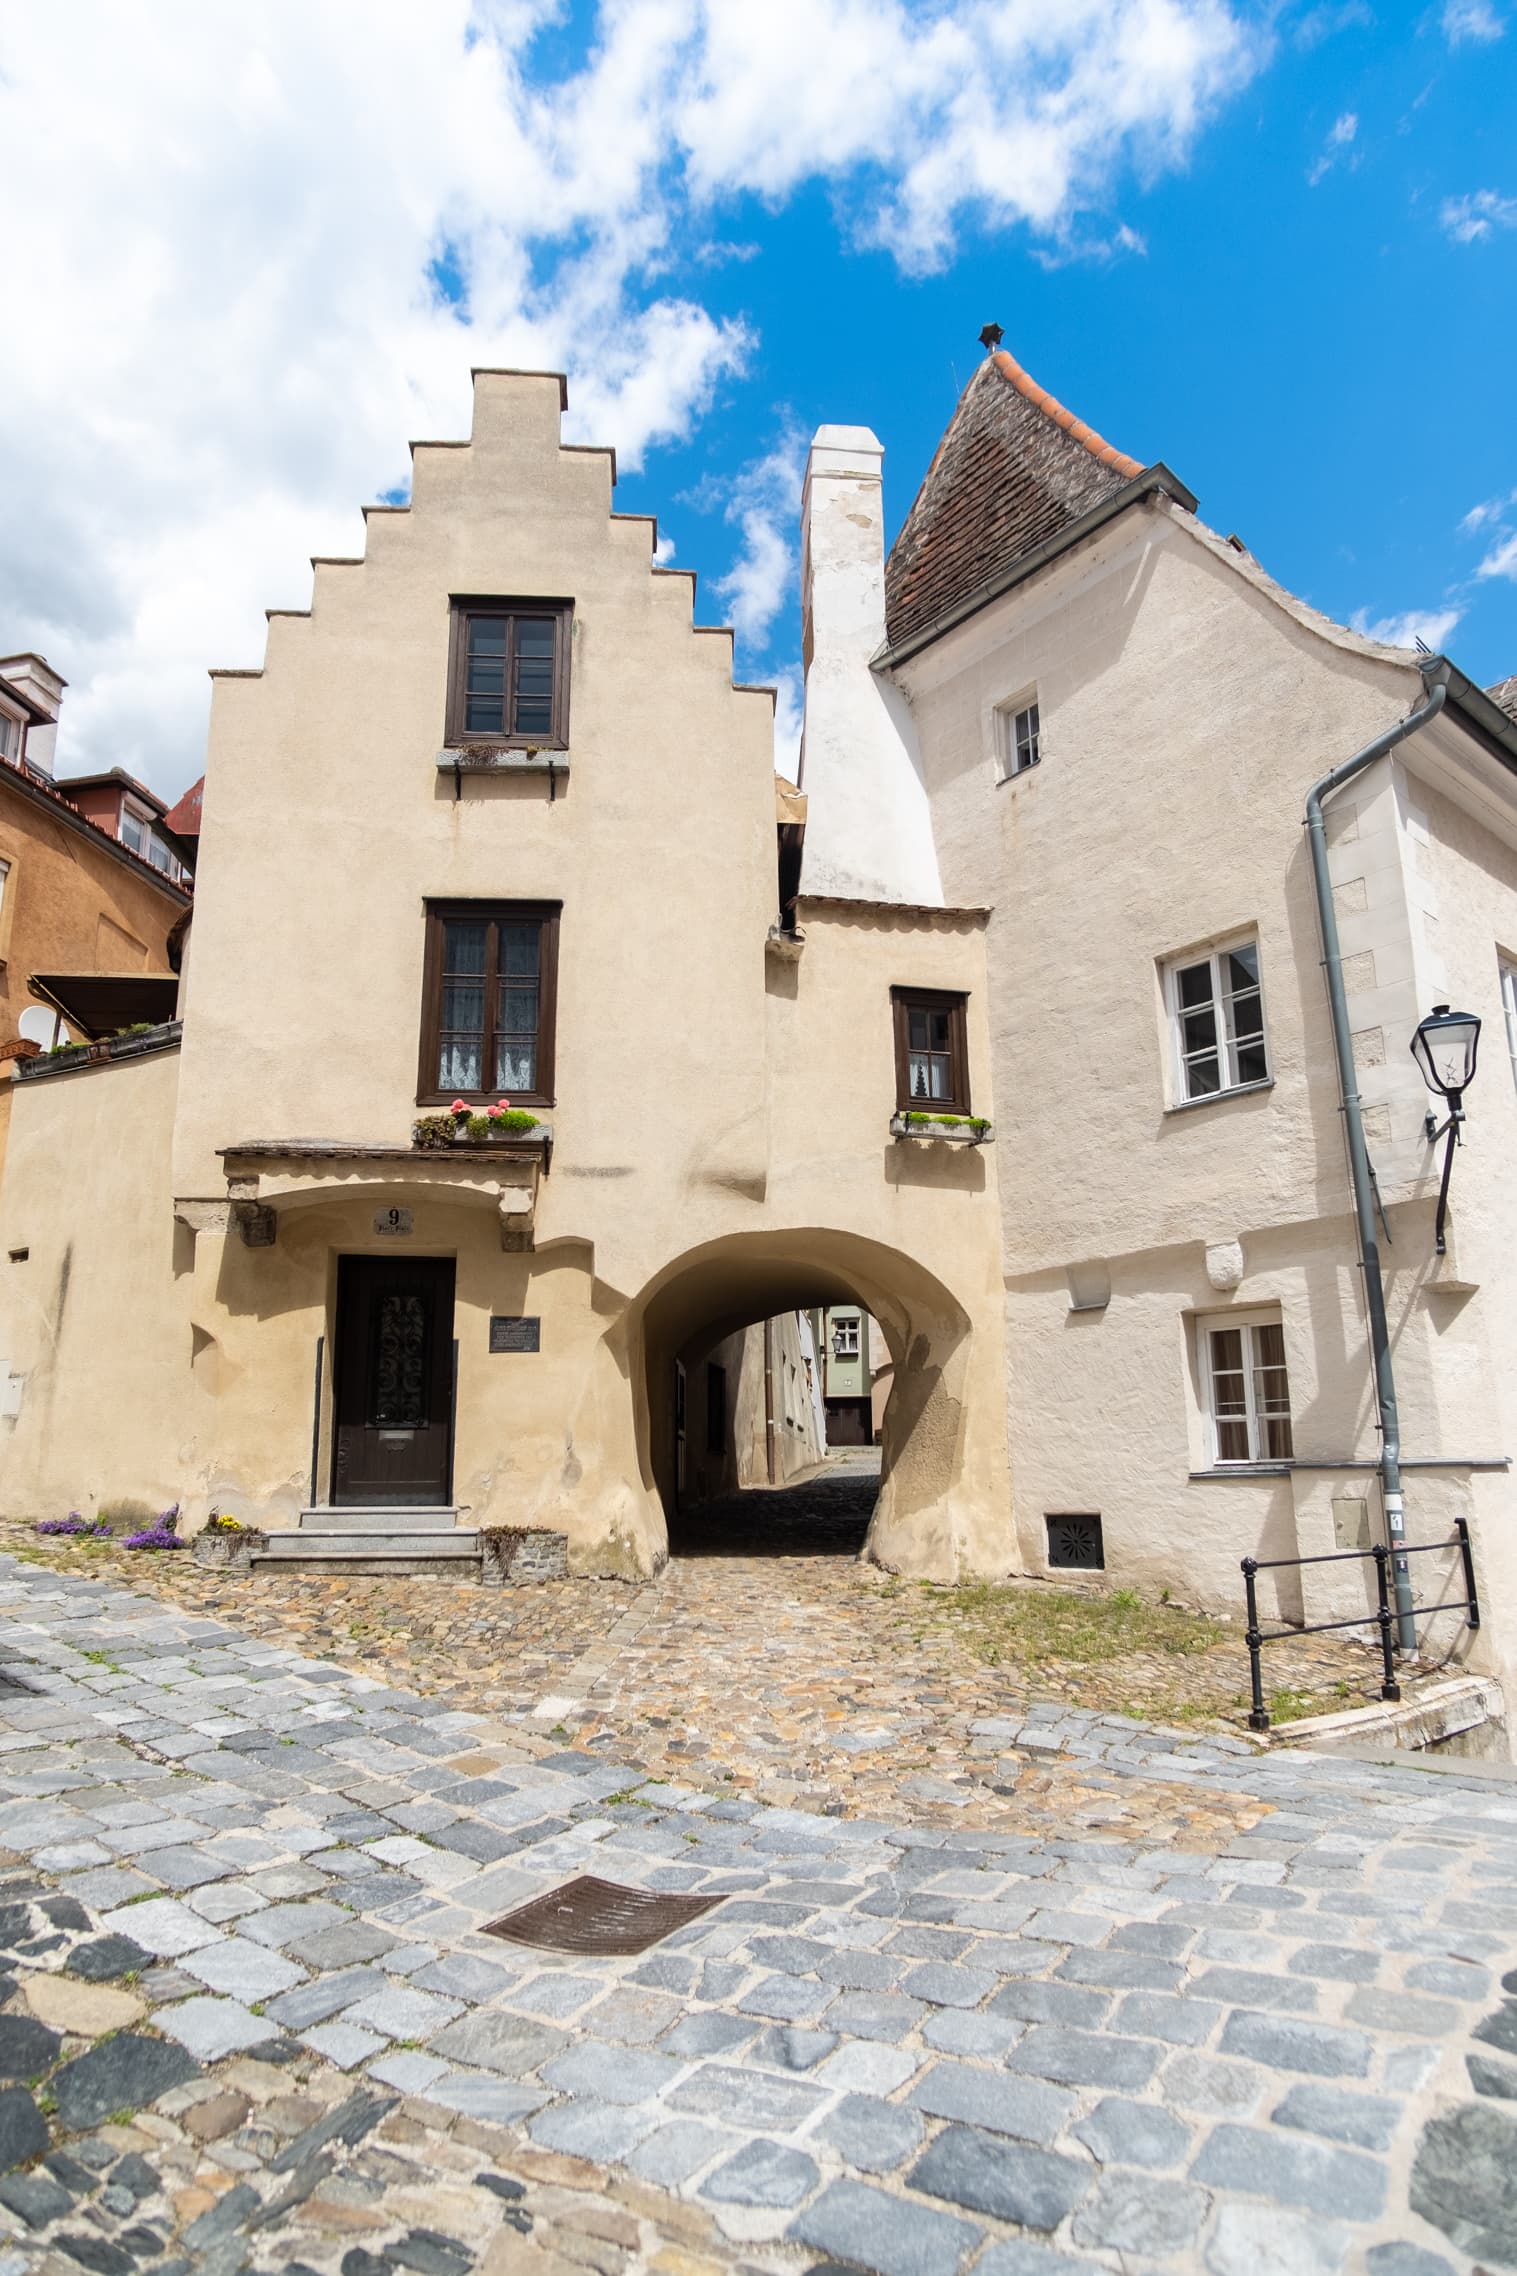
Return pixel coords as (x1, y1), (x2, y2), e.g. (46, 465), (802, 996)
(893, 496), (1517, 1705)
(798, 427), (942, 906)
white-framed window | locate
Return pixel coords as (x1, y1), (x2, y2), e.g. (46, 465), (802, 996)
(994, 695), (1041, 781)
(1500, 959), (1517, 1094)
(1166, 936), (1268, 1102)
(0, 713), (19, 763)
(832, 1316), (860, 1358)
(120, 805), (149, 856)
(1202, 1311), (1294, 1464)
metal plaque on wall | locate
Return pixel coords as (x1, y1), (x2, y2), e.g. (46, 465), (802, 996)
(373, 1207), (413, 1237)
(490, 1315), (541, 1353)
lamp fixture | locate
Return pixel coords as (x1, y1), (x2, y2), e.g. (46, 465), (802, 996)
(1410, 1003), (1481, 1256)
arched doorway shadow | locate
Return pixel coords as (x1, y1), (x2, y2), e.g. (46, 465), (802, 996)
(626, 1227), (997, 1580)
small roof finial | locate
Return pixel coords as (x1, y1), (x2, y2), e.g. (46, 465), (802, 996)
(979, 322), (1004, 353)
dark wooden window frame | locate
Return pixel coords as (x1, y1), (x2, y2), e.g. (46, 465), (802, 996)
(417, 899), (561, 1108)
(445, 596), (573, 750)
(891, 985), (971, 1114)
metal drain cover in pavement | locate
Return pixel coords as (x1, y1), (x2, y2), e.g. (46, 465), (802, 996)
(482, 1874), (725, 1956)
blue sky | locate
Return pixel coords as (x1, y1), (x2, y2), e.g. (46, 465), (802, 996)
(608, 2), (1517, 716)
(1, 0), (1513, 796)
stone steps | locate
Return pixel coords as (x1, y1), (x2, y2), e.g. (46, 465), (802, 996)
(258, 1531), (480, 1560)
(296, 1505), (462, 1533)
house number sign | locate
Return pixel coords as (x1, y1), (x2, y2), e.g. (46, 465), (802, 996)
(490, 1315), (540, 1353)
(373, 1207), (413, 1236)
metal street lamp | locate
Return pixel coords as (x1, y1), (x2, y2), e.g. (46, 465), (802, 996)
(1410, 1004), (1482, 1256)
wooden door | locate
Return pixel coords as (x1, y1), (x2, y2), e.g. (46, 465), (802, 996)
(332, 1257), (455, 1507)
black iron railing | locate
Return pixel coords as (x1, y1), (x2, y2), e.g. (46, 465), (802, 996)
(1241, 1518), (1480, 1732)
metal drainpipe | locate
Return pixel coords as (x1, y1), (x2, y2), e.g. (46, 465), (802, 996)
(1304, 668), (1448, 1651)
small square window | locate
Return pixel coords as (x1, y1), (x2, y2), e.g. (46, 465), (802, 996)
(1201, 1312), (1294, 1465)
(448, 598), (572, 748)
(1165, 936), (1269, 1103)
(1046, 1513), (1103, 1569)
(891, 987), (971, 1112)
(995, 696), (1041, 780)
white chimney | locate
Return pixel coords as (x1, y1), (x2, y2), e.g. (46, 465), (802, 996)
(797, 427), (941, 907)
(0, 653), (65, 778)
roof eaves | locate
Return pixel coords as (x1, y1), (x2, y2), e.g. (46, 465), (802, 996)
(0, 758), (192, 904)
(876, 462), (1197, 671)
(1421, 657), (1517, 779)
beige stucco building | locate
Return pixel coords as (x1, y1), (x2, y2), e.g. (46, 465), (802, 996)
(0, 369), (1009, 1583)
(3, 341), (1515, 1731)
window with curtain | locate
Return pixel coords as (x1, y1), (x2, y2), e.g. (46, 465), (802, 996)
(1204, 1314), (1294, 1463)
(1166, 936), (1269, 1102)
(447, 599), (571, 747)
(891, 987), (970, 1112)
(419, 902), (560, 1105)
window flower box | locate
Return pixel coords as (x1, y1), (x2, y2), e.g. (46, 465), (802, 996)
(106, 1020), (180, 1061)
(413, 1104), (553, 1151)
(889, 1111), (994, 1144)
(16, 1041), (98, 1079)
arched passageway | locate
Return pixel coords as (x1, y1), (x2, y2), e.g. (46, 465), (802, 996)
(627, 1227), (1013, 1581)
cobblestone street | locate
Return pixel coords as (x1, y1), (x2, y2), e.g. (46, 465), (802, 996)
(1, 1514), (1516, 2276)
(0, 1457), (1463, 1848)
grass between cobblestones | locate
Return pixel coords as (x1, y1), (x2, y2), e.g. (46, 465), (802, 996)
(0, 1512), (1417, 1747)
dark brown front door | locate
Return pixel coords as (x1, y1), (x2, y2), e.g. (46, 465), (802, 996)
(333, 1257), (455, 1507)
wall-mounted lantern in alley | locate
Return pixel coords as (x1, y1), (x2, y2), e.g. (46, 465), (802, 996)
(1410, 1003), (1482, 1256)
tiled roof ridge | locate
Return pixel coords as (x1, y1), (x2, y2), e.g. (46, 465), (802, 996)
(988, 349), (1142, 478)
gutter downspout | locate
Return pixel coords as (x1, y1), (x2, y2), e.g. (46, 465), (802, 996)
(1304, 668), (1448, 1651)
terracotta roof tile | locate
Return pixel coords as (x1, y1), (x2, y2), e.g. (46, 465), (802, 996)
(162, 775), (203, 839)
(884, 349), (1142, 652)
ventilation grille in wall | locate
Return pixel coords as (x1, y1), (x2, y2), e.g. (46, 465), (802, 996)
(1045, 1513), (1104, 1570)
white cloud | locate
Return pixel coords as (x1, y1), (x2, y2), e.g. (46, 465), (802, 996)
(1440, 188), (1517, 240)
(1307, 109), (1357, 184)
(1292, 2), (1373, 46)
(772, 667), (804, 782)
(1350, 605), (1464, 651)
(1460, 492), (1516, 533)
(0, 0), (1266, 794)
(714, 437), (807, 653)
(1441, 1), (1505, 43)
(1478, 531), (1517, 580)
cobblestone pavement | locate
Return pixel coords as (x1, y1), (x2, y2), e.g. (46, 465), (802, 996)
(3, 1551), (1517, 2275)
(1, 1460), (1457, 1850)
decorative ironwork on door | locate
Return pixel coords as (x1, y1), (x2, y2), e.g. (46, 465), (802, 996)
(371, 1293), (428, 1428)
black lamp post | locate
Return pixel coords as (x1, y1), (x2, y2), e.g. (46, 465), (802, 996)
(1410, 1004), (1481, 1256)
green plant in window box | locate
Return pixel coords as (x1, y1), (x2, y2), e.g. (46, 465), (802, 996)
(416, 1101), (542, 1146)
(903, 1111), (991, 1135)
